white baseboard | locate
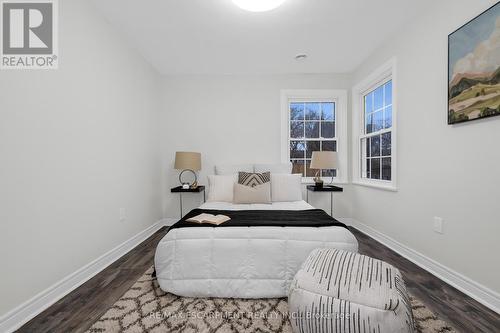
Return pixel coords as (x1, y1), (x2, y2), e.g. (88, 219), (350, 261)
(0, 218), (175, 333)
(343, 218), (500, 314)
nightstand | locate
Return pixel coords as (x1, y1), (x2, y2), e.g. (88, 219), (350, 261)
(306, 185), (343, 216)
(171, 185), (206, 218)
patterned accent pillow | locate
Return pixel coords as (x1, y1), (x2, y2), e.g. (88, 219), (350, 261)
(238, 171), (271, 187)
(233, 182), (271, 204)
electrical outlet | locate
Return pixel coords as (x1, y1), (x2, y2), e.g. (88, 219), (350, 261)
(433, 217), (443, 234)
(119, 208), (126, 222)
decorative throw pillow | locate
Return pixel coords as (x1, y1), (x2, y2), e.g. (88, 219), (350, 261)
(238, 171), (271, 187)
(270, 173), (302, 202)
(207, 174), (237, 202)
(233, 182), (271, 204)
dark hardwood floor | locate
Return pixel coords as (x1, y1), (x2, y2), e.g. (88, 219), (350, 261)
(16, 229), (169, 333)
(17, 227), (500, 333)
(351, 228), (500, 333)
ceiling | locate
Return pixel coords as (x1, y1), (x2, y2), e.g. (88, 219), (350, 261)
(90, 0), (434, 75)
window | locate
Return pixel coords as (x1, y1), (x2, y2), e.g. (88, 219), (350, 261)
(289, 101), (337, 177)
(281, 90), (348, 183)
(361, 80), (392, 181)
(352, 59), (397, 190)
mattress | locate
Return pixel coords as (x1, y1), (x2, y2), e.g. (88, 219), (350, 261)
(154, 201), (358, 298)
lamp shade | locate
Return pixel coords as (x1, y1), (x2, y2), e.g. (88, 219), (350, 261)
(174, 152), (201, 171)
(310, 151), (337, 170)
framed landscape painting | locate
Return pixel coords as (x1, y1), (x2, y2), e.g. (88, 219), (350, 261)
(448, 3), (500, 124)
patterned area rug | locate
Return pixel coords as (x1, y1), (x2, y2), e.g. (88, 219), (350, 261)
(86, 267), (457, 333)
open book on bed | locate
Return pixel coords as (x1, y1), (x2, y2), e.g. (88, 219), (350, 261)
(185, 213), (231, 225)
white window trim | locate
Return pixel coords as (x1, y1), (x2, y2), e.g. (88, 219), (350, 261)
(280, 89), (348, 184)
(352, 58), (398, 191)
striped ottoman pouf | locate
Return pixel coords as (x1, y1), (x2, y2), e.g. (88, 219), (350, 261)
(288, 248), (415, 333)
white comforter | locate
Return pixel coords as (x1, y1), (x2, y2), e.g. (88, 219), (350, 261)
(154, 201), (358, 298)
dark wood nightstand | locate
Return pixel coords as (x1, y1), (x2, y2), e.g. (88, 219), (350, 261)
(171, 185), (206, 218)
(306, 185), (343, 216)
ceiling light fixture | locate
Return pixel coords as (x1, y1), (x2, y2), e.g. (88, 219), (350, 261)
(232, 0), (287, 12)
(295, 54), (307, 61)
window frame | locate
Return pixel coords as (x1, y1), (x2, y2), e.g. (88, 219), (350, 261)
(281, 89), (348, 184)
(352, 58), (397, 191)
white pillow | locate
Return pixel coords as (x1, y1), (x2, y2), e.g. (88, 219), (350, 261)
(207, 174), (237, 202)
(271, 173), (302, 202)
(254, 162), (292, 174)
(215, 164), (253, 175)
(233, 182), (271, 204)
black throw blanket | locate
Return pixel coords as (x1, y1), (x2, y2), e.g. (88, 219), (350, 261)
(168, 208), (348, 232)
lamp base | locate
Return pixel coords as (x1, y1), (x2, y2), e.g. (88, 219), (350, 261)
(179, 169), (198, 188)
(313, 176), (323, 188)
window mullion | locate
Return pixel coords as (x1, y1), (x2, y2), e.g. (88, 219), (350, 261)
(360, 128), (391, 140)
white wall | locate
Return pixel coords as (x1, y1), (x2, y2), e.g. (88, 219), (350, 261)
(160, 74), (353, 219)
(0, 0), (162, 317)
(351, 0), (500, 296)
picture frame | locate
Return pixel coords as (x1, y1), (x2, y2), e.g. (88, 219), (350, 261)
(448, 2), (500, 125)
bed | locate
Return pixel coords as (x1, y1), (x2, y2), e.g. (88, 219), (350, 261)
(154, 200), (358, 298)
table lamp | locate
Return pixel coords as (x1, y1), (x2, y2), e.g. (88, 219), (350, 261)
(174, 152), (201, 189)
(310, 151), (337, 188)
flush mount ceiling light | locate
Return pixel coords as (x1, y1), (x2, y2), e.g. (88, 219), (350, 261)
(232, 0), (287, 12)
(295, 54), (307, 61)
